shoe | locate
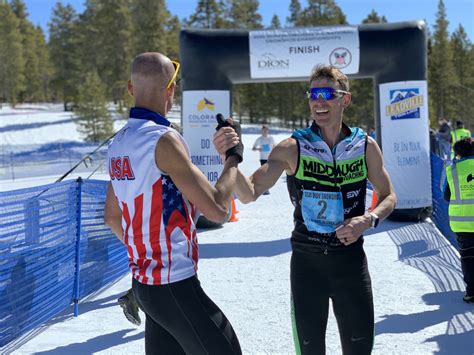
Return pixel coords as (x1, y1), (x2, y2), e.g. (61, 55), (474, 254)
(263, 191), (270, 195)
(463, 294), (474, 304)
(118, 289), (141, 326)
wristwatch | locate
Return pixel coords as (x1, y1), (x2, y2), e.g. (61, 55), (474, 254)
(369, 212), (380, 228)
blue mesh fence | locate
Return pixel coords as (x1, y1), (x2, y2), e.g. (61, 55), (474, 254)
(430, 153), (457, 247)
(78, 180), (128, 299)
(0, 155), (460, 349)
(0, 179), (128, 349)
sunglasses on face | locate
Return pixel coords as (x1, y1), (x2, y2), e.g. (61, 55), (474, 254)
(306, 87), (348, 101)
(166, 60), (181, 89)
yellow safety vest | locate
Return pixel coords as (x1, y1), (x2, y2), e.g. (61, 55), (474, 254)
(445, 158), (474, 232)
(451, 128), (471, 144)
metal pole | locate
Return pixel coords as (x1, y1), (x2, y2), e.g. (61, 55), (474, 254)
(10, 152), (14, 181)
(73, 177), (83, 317)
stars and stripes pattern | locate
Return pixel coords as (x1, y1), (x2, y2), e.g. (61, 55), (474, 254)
(122, 175), (198, 285)
(108, 118), (199, 286)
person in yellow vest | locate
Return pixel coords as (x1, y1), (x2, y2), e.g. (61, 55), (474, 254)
(444, 137), (474, 303)
(451, 120), (471, 145)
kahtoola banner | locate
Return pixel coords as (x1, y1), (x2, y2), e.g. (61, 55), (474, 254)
(379, 80), (432, 209)
(182, 91), (230, 183)
(249, 26), (360, 79)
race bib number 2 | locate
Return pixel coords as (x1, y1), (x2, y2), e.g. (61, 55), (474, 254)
(301, 190), (344, 233)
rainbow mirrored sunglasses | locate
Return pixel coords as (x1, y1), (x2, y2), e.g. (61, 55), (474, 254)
(166, 60), (181, 89)
(306, 87), (348, 101)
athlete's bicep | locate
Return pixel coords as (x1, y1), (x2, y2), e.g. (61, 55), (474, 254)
(156, 133), (227, 221)
(366, 138), (391, 195)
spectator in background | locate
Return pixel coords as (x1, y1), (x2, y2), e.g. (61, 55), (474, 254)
(429, 127), (442, 157)
(368, 126), (376, 140)
(438, 119), (452, 160)
(252, 125), (275, 195)
(444, 137), (474, 304)
(253, 125), (275, 165)
(451, 120), (471, 145)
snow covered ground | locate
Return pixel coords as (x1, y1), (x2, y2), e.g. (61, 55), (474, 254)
(1, 105), (473, 354)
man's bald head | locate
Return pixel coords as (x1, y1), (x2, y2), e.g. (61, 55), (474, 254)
(131, 52), (175, 90)
(129, 52), (177, 114)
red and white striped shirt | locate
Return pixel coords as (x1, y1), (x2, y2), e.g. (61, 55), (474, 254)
(108, 115), (198, 285)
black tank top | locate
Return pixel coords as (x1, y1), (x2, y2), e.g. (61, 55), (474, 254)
(287, 123), (368, 252)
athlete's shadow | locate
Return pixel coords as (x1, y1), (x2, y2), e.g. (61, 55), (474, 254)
(33, 329), (143, 355)
(199, 238), (291, 258)
(375, 291), (473, 355)
(373, 220), (472, 355)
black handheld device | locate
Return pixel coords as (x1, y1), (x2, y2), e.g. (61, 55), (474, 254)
(215, 113), (228, 128)
(214, 113), (243, 163)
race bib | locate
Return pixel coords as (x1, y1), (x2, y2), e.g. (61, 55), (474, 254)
(301, 190), (344, 233)
(262, 143), (270, 152)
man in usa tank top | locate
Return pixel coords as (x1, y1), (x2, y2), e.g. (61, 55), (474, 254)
(105, 52), (242, 354)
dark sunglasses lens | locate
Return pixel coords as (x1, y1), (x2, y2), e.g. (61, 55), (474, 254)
(309, 88), (335, 101)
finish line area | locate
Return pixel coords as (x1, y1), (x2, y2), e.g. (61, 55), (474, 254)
(9, 132), (473, 355)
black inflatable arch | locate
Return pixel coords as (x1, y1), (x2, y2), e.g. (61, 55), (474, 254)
(180, 21), (430, 221)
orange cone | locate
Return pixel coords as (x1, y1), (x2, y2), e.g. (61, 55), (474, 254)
(229, 196), (239, 222)
(369, 191), (378, 211)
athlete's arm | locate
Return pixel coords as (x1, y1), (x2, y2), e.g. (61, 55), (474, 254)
(214, 132), (297, 203)
(156, 131), (239, 223)
(365, 137), (397, 220)
(104, 183), (124, 242)
(335, 137), (396, 245)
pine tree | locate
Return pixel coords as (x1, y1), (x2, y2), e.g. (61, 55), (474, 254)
(75, 71), (113, 142)
(91, 0), (133, 104)
(34, 26), (53, 102)
(0, 2), (24, 104)
(301, 0), (347, 26)
(345, 10), (388, 129)
(22, 21), (43, 102)
(166, 15), (181, 59)
(429, 0), (457, 121)
(228, 0), (264, 123)
(286, 0), (302, 27)
(450, 24), (474, 127)
(187, 0), (229, 29)
(228, 0), (262, 29)
(9, 0), (28, 100)
(130, 0), (168, 54)
(9, 0), (49, 102)
(75, 0), (101, 75)
(269, 14), (281, 29)
(363, 9), (387, 24)
(48, 2), (81, 110)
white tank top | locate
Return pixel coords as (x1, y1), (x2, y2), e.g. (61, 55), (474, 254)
(108, 117), (198, 285)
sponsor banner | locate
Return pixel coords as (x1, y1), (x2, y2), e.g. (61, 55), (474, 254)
(249, 26), (360, 79)
(182, 91), (230, 183)
(379, 81), (432, 208)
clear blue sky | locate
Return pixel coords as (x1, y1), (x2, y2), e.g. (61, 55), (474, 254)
(25, 0), (473, 40)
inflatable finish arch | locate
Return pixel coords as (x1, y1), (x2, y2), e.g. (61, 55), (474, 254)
(179, 21), (431, 219)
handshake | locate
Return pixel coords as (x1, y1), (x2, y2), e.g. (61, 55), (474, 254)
(214, 113), (244, 163)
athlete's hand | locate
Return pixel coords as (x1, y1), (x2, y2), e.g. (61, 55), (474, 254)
(213, 126), (240, 161)
(213, 116), (244, 163)
(335, 215), (371, 246)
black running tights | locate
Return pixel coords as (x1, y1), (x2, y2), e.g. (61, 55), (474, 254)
(132, 275), (242, 355)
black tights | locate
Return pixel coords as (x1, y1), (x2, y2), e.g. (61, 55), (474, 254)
(291, 247), (374, 355)
(133, 276), (241, 355)
(456, 232), (474, 296)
